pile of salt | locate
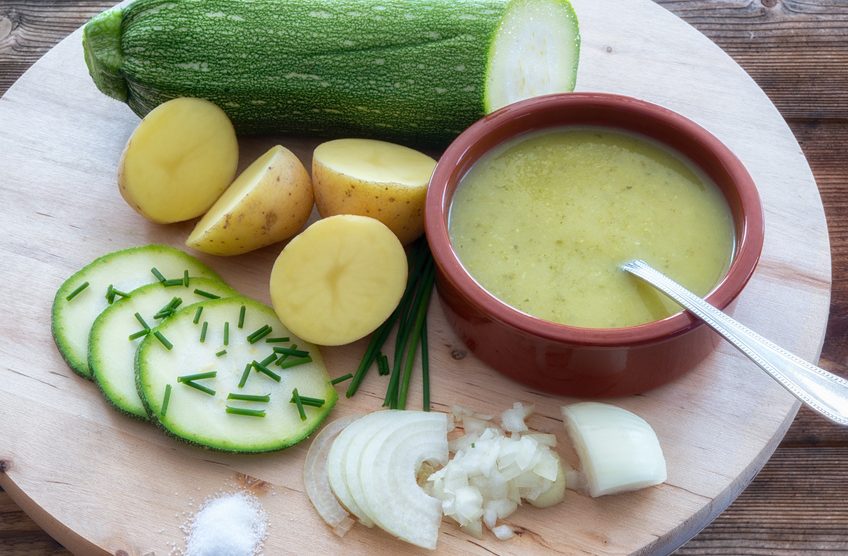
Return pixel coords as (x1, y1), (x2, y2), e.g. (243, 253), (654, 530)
(185, 492), (268, 556)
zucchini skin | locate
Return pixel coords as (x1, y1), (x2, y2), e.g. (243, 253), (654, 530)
(84, 0), (510, 145)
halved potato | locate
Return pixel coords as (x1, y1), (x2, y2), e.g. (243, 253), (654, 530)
(312, 139), (437, 245)
(186, 145), (313, 256)
(118, 97), (238, 224)
(269, 215), (407, 346)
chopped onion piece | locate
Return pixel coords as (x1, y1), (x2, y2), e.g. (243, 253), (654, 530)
(500, 402), (534, 433)
(562, 402), (667, 497)
(429, 407), (563, 541)
(492, 524), (515, 540)
(304, 416), (360, 536)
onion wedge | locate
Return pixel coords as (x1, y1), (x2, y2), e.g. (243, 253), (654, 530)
(562, 402), (667, 497)
(304, 416), (360, 536)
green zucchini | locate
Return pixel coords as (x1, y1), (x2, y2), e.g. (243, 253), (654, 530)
(136, 296), (337, 452)
(89, 277), (237, 419)
(52, 245), (223, 379)
(83, 0), (580, 145)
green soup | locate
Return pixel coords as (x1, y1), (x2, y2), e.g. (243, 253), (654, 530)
(448, 127), (735, 328)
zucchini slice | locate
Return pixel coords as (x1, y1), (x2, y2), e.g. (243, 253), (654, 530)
(136, 296), (337, 452)
(52, 245), (223, 378)
(89, 277), (237, 419)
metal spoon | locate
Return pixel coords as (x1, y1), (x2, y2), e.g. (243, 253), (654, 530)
(621, 259), (848, 426)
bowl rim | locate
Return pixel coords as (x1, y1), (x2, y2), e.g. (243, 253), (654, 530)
(424, 92), (765, 347)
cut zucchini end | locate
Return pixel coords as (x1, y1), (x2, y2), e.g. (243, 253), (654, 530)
(484, 0), (581, 113)
(82, 7), (128, 102)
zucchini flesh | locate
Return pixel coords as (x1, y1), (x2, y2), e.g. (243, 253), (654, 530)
(83, 0), (580, 145)
(52, 245), (223, 378)
(136, 297), (337, 453)
(89, 278), (237, 419)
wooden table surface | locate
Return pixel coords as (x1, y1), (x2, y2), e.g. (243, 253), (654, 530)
(1, 1), (846, 554)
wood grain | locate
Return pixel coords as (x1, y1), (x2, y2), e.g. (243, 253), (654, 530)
(0, 0), (845, 554)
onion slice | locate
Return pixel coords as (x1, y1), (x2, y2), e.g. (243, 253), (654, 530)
(327, 413), (379, 527)
(356, 411), (449, 549)
(304, 415), (360, 536)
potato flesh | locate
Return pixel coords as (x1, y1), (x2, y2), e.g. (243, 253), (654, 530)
(269, 215), (407, 346)
(312, 139), (436, 245)
(186, 145), (313, 256)
(119, 98), (238, 224)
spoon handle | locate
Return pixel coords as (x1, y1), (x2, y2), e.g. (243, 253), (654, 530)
(622, 259), (848, 426)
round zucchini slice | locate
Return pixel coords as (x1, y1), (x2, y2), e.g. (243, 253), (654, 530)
(89, 277), (237, 419)
(136, 296), (337, 452)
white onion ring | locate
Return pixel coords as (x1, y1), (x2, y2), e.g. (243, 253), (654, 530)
(304, 415), (361, 536)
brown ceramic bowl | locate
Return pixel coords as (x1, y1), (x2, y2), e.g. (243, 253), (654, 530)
(425, 93), (764, 397)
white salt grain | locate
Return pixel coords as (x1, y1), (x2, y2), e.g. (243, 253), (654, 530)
(185, 492), (268, 556)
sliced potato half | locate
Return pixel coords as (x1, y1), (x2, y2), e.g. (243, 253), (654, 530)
(118, 97), (238, 224)
(269, 215), (407, 346)
(312, 139), (437, 245)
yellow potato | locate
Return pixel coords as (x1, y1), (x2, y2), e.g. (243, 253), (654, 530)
(312, 139), (437, 245)
(186, 145), (313, 256)
(270, 215), (407, 346)
(118, 97), (238, 224)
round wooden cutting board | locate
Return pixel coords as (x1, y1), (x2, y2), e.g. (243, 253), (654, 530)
(0, 0), (831, 554)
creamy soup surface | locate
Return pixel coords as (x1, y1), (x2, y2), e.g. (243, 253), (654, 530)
(448, 127), (735, 328)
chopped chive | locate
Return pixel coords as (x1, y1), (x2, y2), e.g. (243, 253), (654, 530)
(247, 325), (272, 344)
(154, 297), (183, 319)
(291, 393), (325, 407)
(331, 373), (353, 385)
(226, 406), (266, 417)
(183, 270), (190, 287)
(377, 352), (390, 376)
(253, 360), (281, 382)
(291, 388), (307, 421)
(134, 312), (150, 330)
(200, 321), (208, 342)
(273, 346), (310, 358)
(194, 288), (220, 299)
(193, 306), (203, 324)
(163, 278), (184, 287)
(178, 371), (217, 382)
(151, 267), (167, 283)
(65, 281), (89, 301)
(259, 353), (277, 367)
(238, 305), (246, 328)
(128, 329), (150, 341)
(105, 284), (115, 304)
(238, 363), (252, 388)
(265, 337), (291, 343)
(216, 349), (227, 357)
(160, 384), (172, 417)
(275, 343), (297, 366)
(223, 322), (230, 346)
(421, 313), (430, 411)
(153, 330), (173, 350)
(182, 380), (215, 396)
(280, 356), (313, 369)
(112, 287), (130, 299)
(227, 393), (271, 403)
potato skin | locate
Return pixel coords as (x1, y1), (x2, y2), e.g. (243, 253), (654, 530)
(312, 139), (436, 245)
(186, 146), (313, 256)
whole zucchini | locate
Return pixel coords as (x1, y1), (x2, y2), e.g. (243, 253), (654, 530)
(83, 0), (579, 144)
